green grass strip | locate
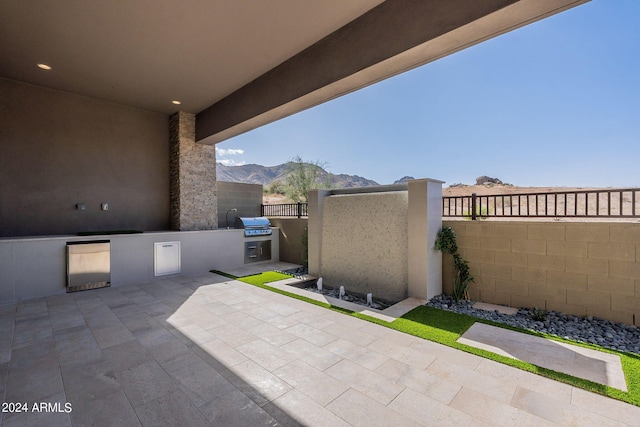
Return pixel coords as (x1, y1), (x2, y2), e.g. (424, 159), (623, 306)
(237, 271), (293, 285)
(209, 270), (640, 407)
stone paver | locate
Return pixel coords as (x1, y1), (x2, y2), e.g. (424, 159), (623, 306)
(473, 301), (519, 315)
(458, 322), (628, 391)
(1, 272), (639, 426)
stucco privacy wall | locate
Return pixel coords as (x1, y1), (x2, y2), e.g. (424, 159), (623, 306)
(443, 220), (640, 326)
(0, 78), (170, 237)
(269, 218), (308, 265)
(216, 181), (262, 229)
(321, 191), (408, 302)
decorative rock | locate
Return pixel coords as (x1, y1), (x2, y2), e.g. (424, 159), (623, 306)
(303, 285), (393, 310)
(426, 295), (640, 355)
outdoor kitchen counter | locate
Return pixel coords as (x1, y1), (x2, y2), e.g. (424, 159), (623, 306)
(0, 228), (279, 304)
(0, 227), (277, 241)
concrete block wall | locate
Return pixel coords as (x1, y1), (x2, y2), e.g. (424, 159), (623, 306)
(443, 220), (640, 325)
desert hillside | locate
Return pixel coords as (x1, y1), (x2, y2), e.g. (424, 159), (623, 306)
(442, 184), (606, 197)
(217, 162), (378, 189)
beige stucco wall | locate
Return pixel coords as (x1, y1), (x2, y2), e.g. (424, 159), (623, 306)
(443, 220), (640, 325)
(321, 191), (408, 302)
(269, 218), (308, 265)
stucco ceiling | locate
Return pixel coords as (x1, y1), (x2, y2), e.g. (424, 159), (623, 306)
(2, 0), (589, 143)
(0, 0), (384, 114)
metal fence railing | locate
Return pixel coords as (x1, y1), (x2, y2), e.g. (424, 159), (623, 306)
(261, 202), (308, 218)
(262, 189), (640, 220)
(443, 188), (640, 220)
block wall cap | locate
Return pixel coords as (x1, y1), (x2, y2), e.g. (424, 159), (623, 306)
(408, 178), (446, 184)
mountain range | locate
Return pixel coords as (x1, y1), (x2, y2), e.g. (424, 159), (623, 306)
(216, 162), (382, 188)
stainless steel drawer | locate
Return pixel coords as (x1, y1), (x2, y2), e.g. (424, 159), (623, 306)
(244, 240), (271, 264)
(66, 240), (111, 292)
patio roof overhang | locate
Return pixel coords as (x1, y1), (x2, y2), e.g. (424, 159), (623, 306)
(1, 0), (588, 145)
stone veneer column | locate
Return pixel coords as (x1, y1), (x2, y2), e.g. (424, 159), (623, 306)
(169, 112), (217, 230)
(407, 178), (444, 300)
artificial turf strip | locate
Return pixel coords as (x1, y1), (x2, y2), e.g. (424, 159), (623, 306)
(237, 271), (293, 285)
(208, 270), (640, 407)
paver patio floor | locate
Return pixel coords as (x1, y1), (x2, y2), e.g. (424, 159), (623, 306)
(1, 272), (639, 426)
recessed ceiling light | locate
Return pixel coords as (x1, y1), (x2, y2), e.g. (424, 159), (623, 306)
(37, 63), (52, 70)
(171, 100), (181, 105)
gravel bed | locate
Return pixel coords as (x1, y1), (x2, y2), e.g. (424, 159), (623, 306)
(302, 286), (392, 310)
(276, 266), (309, 278)
(277, 270), (395, 310)
(427, 295), (640, 355)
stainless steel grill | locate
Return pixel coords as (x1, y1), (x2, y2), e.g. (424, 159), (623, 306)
(234, 217), (272, 237)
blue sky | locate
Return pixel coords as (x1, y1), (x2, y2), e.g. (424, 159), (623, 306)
(216, 1), (639, 188)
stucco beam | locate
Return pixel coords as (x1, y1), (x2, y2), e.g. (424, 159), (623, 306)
(196, 0), (588, 144)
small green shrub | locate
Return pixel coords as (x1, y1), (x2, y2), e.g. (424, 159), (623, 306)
(434, 226), (457, 254)
(531, 308), (548, 321)
(434, 227), (474, 302)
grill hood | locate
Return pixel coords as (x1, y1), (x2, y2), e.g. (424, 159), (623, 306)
(234, 217), (272, 236)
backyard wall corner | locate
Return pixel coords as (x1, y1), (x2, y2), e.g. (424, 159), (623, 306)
(269, 218), (308, 265)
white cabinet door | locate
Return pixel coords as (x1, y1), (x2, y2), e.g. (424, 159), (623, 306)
(154, 242), (181, 276)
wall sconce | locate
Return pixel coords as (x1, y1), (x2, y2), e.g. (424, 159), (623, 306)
(76, 203), (86, 211)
